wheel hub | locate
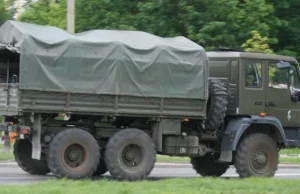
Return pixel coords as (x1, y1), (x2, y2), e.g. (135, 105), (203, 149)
(125, 151), (136, 161)
(120, 144), (142, 170)
(67, 150), (79, 161)
(255, 151), (267, 165)
(62, 143), (87, 170)
(251, 148), (268, 172)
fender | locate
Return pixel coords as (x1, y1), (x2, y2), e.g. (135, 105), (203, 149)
(221, 115), (288, 151)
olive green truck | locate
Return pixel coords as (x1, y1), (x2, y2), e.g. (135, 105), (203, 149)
(0, 20), (299, 180)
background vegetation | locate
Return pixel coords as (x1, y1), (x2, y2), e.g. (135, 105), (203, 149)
(1, 0), (300, 59)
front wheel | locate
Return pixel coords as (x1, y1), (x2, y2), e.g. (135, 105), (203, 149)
(235, 133), (278, 177)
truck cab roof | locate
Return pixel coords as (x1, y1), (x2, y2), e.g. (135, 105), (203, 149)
(207, 51), (298, 63)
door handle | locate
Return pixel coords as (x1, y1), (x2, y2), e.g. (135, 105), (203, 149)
(267, 102), (276, 107)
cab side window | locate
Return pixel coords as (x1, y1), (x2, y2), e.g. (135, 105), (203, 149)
(245, 62), (262, 88)
(290, 64), (300, 90)
(268, 63), (289, 89)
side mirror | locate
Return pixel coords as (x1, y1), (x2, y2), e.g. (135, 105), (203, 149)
(277, 61), (291, 69)
(291, 89), (300, 101)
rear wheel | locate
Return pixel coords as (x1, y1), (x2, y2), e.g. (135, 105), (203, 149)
(47, 128), (100, 179)
(235, 133), (278, 177)
(104, 128), (156, 181)
(190, 156), (229, 177)
(14, 139), (50, 175)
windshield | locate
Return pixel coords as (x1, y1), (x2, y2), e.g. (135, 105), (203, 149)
(289, 63), (300, 91)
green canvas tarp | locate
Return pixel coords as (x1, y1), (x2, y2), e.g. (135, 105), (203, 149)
(0, 20), (209, 99)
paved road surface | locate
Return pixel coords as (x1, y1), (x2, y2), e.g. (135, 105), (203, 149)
(0, 164), (300, 185)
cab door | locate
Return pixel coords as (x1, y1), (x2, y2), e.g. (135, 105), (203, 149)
(239, 59), (265, 115)
(265, 61), (300, 127)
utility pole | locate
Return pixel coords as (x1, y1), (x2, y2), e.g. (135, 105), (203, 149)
(15, 0), (21, 19)
(67, 0), (75, 33)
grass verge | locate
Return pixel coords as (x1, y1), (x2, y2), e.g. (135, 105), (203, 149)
(0, 144), (13, 160)
(1, 178), (300, 194)
(0, 151), (13, 160)
(280, 148), (300, 155)
(279, 157), (300, 164)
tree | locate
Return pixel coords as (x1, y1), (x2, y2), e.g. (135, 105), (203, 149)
(242, 30), (278, 81)
(75, 0), (140, 32)
(18, 0), (66, 29)
(17, 0), (280, 54)
(134, 0), (279, 51)
(0, 0), (10, 25)
(241, 30), (274, 54)
(265, 0), (300, 59)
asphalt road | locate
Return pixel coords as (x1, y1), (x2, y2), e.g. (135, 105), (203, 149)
(0, 164), (300, 185)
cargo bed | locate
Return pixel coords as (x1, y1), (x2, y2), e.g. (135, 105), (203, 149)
(0, 83), (207, 118)
(0, 21), (209, 119)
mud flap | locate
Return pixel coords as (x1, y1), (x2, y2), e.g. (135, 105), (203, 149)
(219, 150), (232, 162)
(32, 114), (41, 160)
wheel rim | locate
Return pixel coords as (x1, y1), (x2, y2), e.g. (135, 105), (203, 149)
(62, 143), (88, 171)
(250, 148), (269, 174)
(119, 144), (143, 171)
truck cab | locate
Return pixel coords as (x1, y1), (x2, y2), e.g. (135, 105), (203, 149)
(207, 50), (300, 169)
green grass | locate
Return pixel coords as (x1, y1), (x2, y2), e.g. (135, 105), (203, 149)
(279, 148), (300, 155)
(0, 144), (14, 160)
(1, 178), (300, 194)
(279, 157), (300, 164)
(157, 155), (190, 163)
(0, 151), (13, 160)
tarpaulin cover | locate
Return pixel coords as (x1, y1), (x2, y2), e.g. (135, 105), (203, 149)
(0, 20), (208, 99)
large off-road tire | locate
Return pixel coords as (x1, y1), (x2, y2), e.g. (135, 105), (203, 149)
(104, 128), (156, 181)
(47, 128), (100, 179)
(13, 139), (50, 175)
(206, 79), (228, 131)
(190, 156), (229, 177)
(235, 133), (278, 177)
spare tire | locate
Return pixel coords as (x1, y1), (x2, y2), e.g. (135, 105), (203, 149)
(206, 79), (228, 131)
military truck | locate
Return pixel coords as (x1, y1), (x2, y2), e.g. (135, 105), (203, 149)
(0, 21), (298, 180)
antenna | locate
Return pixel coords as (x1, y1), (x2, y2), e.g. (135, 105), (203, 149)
(213, 47), (244, 52)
